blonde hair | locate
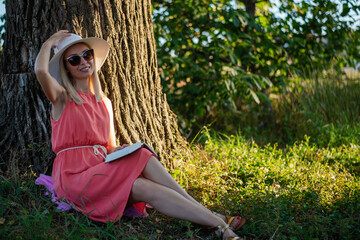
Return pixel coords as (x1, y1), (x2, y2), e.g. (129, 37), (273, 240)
(59, 44), (104, 104)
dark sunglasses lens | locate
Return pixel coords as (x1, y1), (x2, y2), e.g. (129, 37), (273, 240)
(66, 49), (94, 66)
(67, 56), (81, 66)
(83, 49), (94, 61)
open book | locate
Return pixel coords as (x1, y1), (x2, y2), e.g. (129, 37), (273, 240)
(105, 142), (158, 163)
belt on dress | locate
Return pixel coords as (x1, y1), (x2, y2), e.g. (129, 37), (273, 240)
(56, 145), (107, 160)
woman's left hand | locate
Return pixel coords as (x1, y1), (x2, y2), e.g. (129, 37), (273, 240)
(114, 144), (130, 152)
(108, 144), (130, 154)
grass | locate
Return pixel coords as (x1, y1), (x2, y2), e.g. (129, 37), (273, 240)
(0, 172), (203, 239)
(1, 71), (360, 239)
(270, 71), (360, 147)
(1, 130), (359, 239)
(176, 131), (360, 239)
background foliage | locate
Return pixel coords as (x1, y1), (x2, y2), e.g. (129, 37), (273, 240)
(153, 0), (360, 138)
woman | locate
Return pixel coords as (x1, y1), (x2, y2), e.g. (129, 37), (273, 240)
(34, 30), (245, 239)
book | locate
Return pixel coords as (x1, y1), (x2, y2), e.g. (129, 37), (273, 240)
(105, 142), (158, 163)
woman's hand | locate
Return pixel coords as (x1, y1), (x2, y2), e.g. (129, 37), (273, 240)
(114, 144), (130, 151)
(45, 30), (72, 49)
(108, 144), (130, 154)
(35, 30), (72, 72)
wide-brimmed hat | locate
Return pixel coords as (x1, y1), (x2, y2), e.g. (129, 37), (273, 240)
(48, 33), (110, 84)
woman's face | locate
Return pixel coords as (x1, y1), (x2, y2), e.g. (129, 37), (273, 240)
(63, 43), (95, 81)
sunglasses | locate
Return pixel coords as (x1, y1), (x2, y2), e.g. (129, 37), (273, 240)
(65, 49), (94, 66)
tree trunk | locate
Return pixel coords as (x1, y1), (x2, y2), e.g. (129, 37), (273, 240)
(0, 0), (184, 175)
(240, 0), (257, 18)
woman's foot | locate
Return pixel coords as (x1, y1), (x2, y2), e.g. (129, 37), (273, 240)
(213, 213), (246, 231)
(216, 224), (241, 240)
(226, 216), (246, 231)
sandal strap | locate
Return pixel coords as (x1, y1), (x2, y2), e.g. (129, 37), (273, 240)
(227, 216), (235, 225)
(217, 224), (230, 234)
(227, 216), (246, 231)
(215, 224), (241, 240)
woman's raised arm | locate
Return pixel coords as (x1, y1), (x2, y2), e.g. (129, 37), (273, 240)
(34, 30), (71, 103)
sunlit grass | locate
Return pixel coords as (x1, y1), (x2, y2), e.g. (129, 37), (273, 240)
(171, 130), (360, 239)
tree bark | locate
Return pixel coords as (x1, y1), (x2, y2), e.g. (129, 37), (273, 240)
(0, 0), (184, 174)
(240, 0), (257, 18)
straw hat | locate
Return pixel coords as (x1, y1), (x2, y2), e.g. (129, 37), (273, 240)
(48, 33), (110, 84)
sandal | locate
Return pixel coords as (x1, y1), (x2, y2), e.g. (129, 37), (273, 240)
(211, 213), (246, 231)
(215, 224), (241, 240)
(226, 216), (246, 231)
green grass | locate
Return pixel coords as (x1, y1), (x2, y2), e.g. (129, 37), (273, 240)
(1, 130), (359, 239)
(174, 130), (360, 239)
(269, 72), (360, 147)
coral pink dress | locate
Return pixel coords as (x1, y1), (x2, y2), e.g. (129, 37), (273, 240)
(51, 91), (155, 222)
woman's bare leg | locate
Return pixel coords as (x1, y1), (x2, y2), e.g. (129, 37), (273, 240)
(142, 156), (229, 221)
(142, 157), (199, 203)
(129, 177), (239, 239)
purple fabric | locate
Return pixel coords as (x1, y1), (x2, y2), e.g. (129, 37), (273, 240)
(35, 174), (73, 211)
(35, 174), (146, 217)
